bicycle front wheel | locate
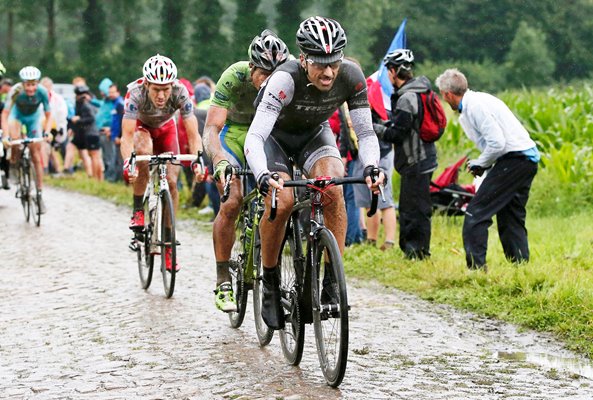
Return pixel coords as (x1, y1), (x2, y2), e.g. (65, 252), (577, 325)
(252, 228), (274, 346)
(311, 228), (349, 387)
(279, 229), (305, 366)
(159, 190), (176, 298)
(19, 163), (31, 222)
(31, 168), (41, 227)
(228, 210), (248, 328)
(137, 196), (154, 289)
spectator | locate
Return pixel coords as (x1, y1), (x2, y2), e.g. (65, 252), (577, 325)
(194, 82), (212, 109)
(194, 75), (216, 93)
(71, 85), (103, 180)
(352, 77), (397, 251)
(96, 78), (115, 179)
(40, 77), (69, 174)
(64, 77), (92, 175)
(376, 49), (437, 259)
(435, 68), (540, 270)
(331, 105), (364, 246)
(107, 84), (124, 182)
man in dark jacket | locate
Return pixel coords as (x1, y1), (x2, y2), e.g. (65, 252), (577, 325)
(72, 85), (103, 180)
(375, 49), (437, 259)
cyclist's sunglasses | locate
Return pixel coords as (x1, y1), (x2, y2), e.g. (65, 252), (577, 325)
(305, 56), (344, 70)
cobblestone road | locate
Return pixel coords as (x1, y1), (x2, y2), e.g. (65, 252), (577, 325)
(1, 187), (592, 399)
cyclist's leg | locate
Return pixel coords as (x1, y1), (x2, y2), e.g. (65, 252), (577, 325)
(212, 123), (249, 311)
(258, 135), (293, 329)
(24, 111), (45, 190)
(7, 108), (23, 163)
(128, 126), (152, 230)
(213, 124), (245, 278)
(299, 125), (346, 255)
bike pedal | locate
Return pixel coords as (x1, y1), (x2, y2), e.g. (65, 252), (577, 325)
(129, 240), (139, 252)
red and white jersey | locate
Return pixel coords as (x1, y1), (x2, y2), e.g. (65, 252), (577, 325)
(123, 78), (194, 128)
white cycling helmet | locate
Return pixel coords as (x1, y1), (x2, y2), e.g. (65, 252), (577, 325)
(19, 66), (41, 81)
(142, 54), (177, 84)
(383, 49), (414, 68)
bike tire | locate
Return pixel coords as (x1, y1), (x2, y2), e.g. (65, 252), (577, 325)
(279, 227), (305, 365)
(137, 196), (154, 289)
(19, 163), (30, 222)
(160, 190), (176, 298)
(228, 211), (248, 328)
(311, 228), (349, 387)
(30, 167), (41, 227)
(252, 228), (274, 346)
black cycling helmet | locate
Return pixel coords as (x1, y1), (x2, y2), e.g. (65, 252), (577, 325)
(74, 84), (90, 95)
(383, 48), (414, 69)
(296, 16), (347, 64)
(248, 29), (289, 71)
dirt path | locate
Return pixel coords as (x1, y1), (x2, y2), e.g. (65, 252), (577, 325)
(0, 187), (591, 399)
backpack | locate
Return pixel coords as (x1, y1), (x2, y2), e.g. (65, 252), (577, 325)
(417, 90), (447, 142)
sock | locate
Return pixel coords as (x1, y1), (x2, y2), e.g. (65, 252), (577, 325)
(216, 261), (231, 286)
(133, 195), (143, 211)
(262, 265), (278, 284)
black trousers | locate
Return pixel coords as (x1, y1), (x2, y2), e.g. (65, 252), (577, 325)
(399, 171), (433, 258)
(463, 156), (538, 268)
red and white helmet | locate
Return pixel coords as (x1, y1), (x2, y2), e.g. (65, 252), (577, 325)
(142, 54), (177, 84)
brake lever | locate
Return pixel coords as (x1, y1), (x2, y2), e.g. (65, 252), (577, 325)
(268, 172), (280, 222)
(220, 165), (234, 203)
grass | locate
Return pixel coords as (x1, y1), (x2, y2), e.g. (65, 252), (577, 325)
(344, 212), (593, 358)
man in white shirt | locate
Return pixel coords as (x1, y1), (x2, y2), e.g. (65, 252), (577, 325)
(436, 68), (540, 270)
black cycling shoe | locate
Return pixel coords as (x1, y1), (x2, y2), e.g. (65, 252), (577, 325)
(261, 268), (285, 330)
(320, 266), (338, 305)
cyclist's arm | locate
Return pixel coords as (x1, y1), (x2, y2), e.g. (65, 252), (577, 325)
(182, 113), (203, 155)
(244, 71), (294, 181)
(203, 105), (228, 165)
(43, 111), (52, 134)
(350, 107), (380, 168)
(121, 91), (140, 161)
(120, 118), (136, 161)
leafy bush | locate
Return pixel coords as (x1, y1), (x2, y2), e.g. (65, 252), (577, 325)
(418, 59), (507, 93)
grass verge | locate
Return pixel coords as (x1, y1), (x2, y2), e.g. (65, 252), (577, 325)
(345, 213), (593, 358)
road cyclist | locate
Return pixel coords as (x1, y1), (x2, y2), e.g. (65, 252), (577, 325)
(1, 66), (52, 214)
(120, 54), (205, 273)
(203, 29), (289, 312)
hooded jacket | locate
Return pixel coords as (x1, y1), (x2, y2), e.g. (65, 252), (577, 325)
(382, 76), (438, 175)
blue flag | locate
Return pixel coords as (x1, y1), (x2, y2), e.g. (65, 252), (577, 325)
(378, 18), (407, 98)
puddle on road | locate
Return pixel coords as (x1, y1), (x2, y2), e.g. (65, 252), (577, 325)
(495, 351), (593, 379)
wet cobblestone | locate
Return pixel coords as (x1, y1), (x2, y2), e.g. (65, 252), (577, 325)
(0, 187), (592, 399)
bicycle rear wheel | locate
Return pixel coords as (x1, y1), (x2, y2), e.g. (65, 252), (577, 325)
(252, 228), (274, 346)
(137, 196), (154, 289)
(228, 210), (248, 328)
(19, 162), (31, 222)
(279, 227), (305, 365)
(159, 190), (176, 298)
(311, 228), (349, 387)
